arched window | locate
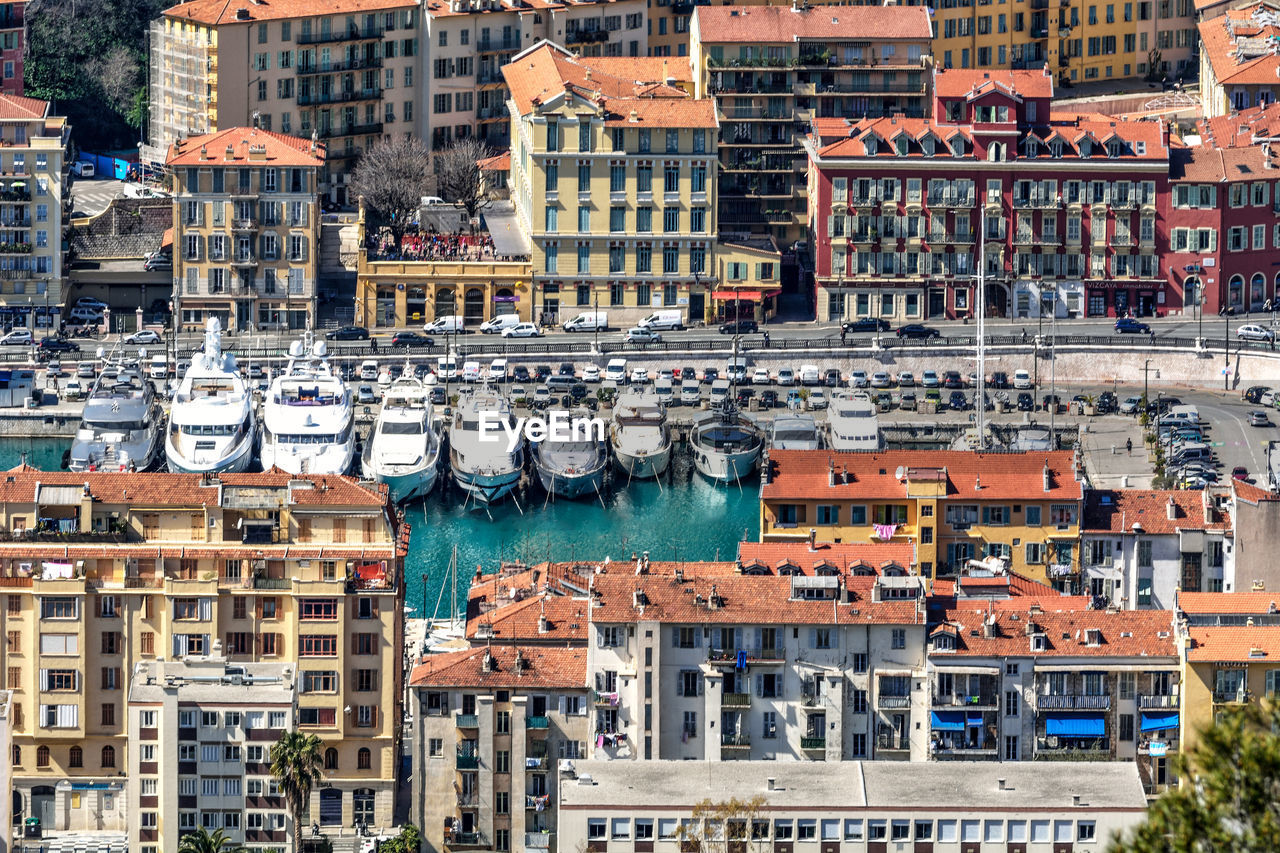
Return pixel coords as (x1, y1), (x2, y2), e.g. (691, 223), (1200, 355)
(324, 748), (338, 770)
(358, 747), (371, 770)
(69, 746), (83, 768)
(35, 745), (49, 768)
(1229, 274), (1245, 308)
(101, 745), (115, 768)
(1251, 273), (1266, 308)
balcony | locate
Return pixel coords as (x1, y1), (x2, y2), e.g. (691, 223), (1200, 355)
(707, 647), (785, 665)
(932, 691), (998, 708)
(296, 56), (382, 75)
(231, 253), (258, 268)
(722, 693), (751, 707)
(1137, 736), (1179, 755)
(1213, 689), (1247, 704)
(253, 577), (291, 590)
(317, 122), (383, 140)
(1138, 694), (1178, 709)
(456, 713), (479, 729)
(1034, 739), (1112, 761)
(1036, 693), (1111, 711)
(524, 755), (547, 770)
(878, 694), (911, 709)
(456, 749), (479, 769)
(800, 736), (826, 751)
(297, 25), (383, 45)
(526, 715), (550, 729)
(296, 87), (382, 107)
(876, 733), (909, 752)
(478, 37), (521, 52)
(565, 29), (608, 45)
(593, 691), (618, 706)
(231, 218), (256, 232)
(721, 733), (751, 748)
(447, 832), (483, 849)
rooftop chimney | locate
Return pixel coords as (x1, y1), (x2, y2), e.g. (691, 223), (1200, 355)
(1043, 463), (1051, 493)
(828, 458), (835, 486)
(1167, 497), (1178, 521)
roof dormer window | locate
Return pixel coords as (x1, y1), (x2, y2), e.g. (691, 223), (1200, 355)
(1107, 141), (1122, 158)
(1025, 138), (1038, 158)
(933, 633), (955, 651)
(865, 136), (879, 156)
(1030, 633), (1048, 652)
(1050, 140), (1064, 158)
(922, 136), (936, 156)
(1079, 139), (1093, 158)
(950, 138), (965, 157)
(896, 136), (908, 156)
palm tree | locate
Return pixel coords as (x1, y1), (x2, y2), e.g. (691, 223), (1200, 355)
(178, 827), (243, 853)
(270, 730), (324, 841)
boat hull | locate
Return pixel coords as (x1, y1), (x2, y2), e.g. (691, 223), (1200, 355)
(451, 462), (521, 504)
(535, 461), (606, 499)
(612, 442), (672, 479)
(165, 428), (256, 474)
(69, 433), (163, 473)
(260, 440), (356, 476)
(363, 454), (440, 503)
(691, 444), (760, 484)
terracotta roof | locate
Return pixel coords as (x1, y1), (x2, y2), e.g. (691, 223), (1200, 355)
(425, 0), (564, 18)
(166, 127), (325, 167)
(504, 42), (716, 128)
(1232, 477), (1278, 503)
(1199, 6), (1280, 87)
(735, 541), (916, 574)
(929, 607), (1178, 658)
(478, 151), (510, 172)
(1186, 625), (1280, 662)
(467, 593), (591, 643)
(409, 644), (587, 690)
(1200, 100), (1280, 148)
(0, 93), (48, 120)
(164, 0), (415, 26)
(1179, 592), (1280, 615)
(933, 67), (1054, 101)
(0, 470), (387, 508)
(587, 571), (923, 626)
(761, 450), (1084, 502)
(693, 5), (932, 43)
(1083, 489), (1231, 536)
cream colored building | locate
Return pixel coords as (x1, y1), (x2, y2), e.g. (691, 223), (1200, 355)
(167, 127), (323, 332)
(505, 41), (720, 328)
(0, 470), (404, 842)
(146, 0), (420, 202)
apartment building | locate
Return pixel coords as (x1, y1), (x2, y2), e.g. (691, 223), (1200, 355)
(410, 645), (590, 853)
(1180, 621), (1280, 754)
(1197, 2), (1280, 117)
(0, 95), (69, 332)
(803, 68), (1171, 323)
(585, 569), (930, 763)
(759, 450), (1086, 588)
(0, 2), (25, 96)
(1227, 477), (1280, 593)
(0, 689), (11, 851)
(927, 604), (1180, 793)
(1083, 489), (1234, 609)
(0, 471), (404, 838)
(1166, 101), (1280, 315)
(146, 0), (419, 201)
(690, 4), (934, 245)
(167, 127), (324, 333)
(424, 0), (650, 150)
(505, 42), (719, 327)
(558, 760), (1151, 851)
(126, 659), (295, 853)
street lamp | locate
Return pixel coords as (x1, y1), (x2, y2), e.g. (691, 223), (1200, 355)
(1224, 307), (1231, 391)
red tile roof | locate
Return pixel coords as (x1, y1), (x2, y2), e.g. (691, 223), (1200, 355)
(467, 593), (591, 643)
(0, 93), (48, 120)
(166, 127), (325, 167)
(761, 450), (1083, 502)
(930, 606), (1178, 658)
(1199, 6), (1280, 87)
(1199, 100), (1280, 148)
(736, 541), (916, 574)
(1084, 489), (1231, 536)
(1186, 625), (1280, 662)
(1178, 591), (1280, 615)
(933, 67), (1054, 101)
(504, 43), (716, 129)
(478, 151), (510, 172)
(164, 0), (415, 26)
(409, 644), (587, 690)
(587, 571), (924, 626)
(693, 5), (932, 43)
(1232, 477), (1278, 503)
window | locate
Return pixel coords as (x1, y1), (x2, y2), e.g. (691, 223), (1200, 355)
(300, 635), (337, 656)
(891, 628), (906, 649)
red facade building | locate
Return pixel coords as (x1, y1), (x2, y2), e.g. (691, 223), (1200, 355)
(804, 67), (1173, 322)
(0, 2), (23, 97)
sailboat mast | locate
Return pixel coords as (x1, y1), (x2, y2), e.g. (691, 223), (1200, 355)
(976, 223), (987, 448)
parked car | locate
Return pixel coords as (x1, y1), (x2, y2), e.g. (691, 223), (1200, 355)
(1114, 317), (1151, 334)
(1119, 396), (1143, 415)
(759, 389), (779, 408)
(870, 371), (892, 388)
(581, 364), (601, 382)
(532, 365), (553, 382)
(719, 319), (758, 335)
(1042, 394), (1062, 412)
(1232, 466), (1251, 481)
(942, 370), (964, 389)
(356, 385), (377, 404)
(808, 388), (829, 410)
(512, 365), (532, 383)
(896, 371), (915, 388)
(325, 326), (369, 341)
(752, 368), (772, 385)
(1243, 386), (1272, 404)
(142, 253), (172, 272)
(680, 367), (697, 381)
(841, 318), (890, 334)
(989, 371), (1010, 389)
(1016, 392), (1034, 411)
(735, 387), (755, 406)
(629, 367), (651, 384)
(1012, 369), (1033, 389)
(123, 329), (162, 345)
(895, 324), (940, 339)
(702, 368), (720, 384)
(849, 370), (869, 388)
(1237, 324), (1275, 342)
(824, 368), (841, 387)
(624, 327), (662, 344)
(501, 322), (542, 338)
(0, 329), (32, 346)
(948, 391), (969, 411)
(391, 332), (434, 347)
(776, 368), (796, 386)
(1250, 410), (1272, 427)
(920, 370), (940, 389)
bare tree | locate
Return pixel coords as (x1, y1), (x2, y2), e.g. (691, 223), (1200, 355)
(86, 45), (140, 115)
(349, 136), (434, 240)
(678, 797), (769, 853)
(435, 137), (492, 219)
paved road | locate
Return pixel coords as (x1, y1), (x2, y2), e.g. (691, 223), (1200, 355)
(68, 178), (128, 218)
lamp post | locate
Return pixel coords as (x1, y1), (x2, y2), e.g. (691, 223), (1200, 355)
(1224, 307), (1231, 391)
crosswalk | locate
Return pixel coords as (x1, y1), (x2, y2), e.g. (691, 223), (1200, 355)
(17, 833), (128, 853)
(68, 179), (126, 218)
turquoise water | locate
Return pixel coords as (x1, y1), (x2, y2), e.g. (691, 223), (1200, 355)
(4, 439), (761, 621)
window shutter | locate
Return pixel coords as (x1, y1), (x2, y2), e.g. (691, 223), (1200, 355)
(827, 216), (834, 237)
(370, 596), (379, 615)
(982, 506), (990, 524)
(697, 676), (704, 696)
(676, 678), (684, 697)
(755, 675), (763, 697)
(199, 598), (212, 621)
(809, 628), (817, 649)
(39, 669), (48, 691)
(594, 672), (604, 692)
(558, 696), (567, 716)
(671, 627), (679, 647)
(694, 629), (702, 648)
(734, 628), (742, 650)
(202, 634), (211, 652)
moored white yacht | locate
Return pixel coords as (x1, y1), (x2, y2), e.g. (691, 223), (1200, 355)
(164, 318), (256, 473)
(449, 386), (524, 504)
(690, 403), (764, 483)
(770, 413), (822, 450)
(533, 409), (608, 499)
(361, 370), (442, 502)
(68, 351), (164, 472)
(826, 391), (882, 451)
(610, 389), (672, 479)
(259, 333), (355, 475)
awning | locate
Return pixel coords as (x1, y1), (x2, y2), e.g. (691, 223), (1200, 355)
(1045, 713), (1105, 738)
(966, 712), (985, 727)
(931, 711), (965, 731)
(1141, 712), (1179, 733)
(712, 289), (782, 301)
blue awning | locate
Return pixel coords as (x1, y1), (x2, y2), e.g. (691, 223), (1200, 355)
(966, 712), (985, 727)
(1141, 712), (1179, 733)
(931, 711), (965, 731)
(1045, 713), (1105, 737)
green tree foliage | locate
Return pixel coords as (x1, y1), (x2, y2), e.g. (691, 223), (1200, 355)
(379, 824), (423, 853)
(1108, 703), (1280, 853)
(269, 730), (324, 840)
(177, 827), (244, 853)
(25, 0), (166, 149)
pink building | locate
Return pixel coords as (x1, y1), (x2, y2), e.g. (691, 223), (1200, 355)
(803, 67), (1173, 323)
(0, 2), (23, 96)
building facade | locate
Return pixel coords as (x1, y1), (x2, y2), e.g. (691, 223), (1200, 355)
(0, 1), (24, 97)
(0, 471), (404, 839)
(804, 68), (1171, 323)
(1197, 2), (1280, 118)
(146, 0), (420, 201)
(505, 42), (719, 328)
(690, 4), (934, 246)
(126, 659), (295, 853)
(1181, 620), (1280, 755)
(167, 127), (324, 332)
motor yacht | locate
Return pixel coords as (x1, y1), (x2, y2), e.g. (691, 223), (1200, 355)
(68, 350), (164, 472)
(610, 389), (672, 479)
(826, 391), (882, 451)
(361, 371), (442, 502)
(449, 387), (524, 504)
(259, 333), (355, 475)
(164, 318), (256, 473)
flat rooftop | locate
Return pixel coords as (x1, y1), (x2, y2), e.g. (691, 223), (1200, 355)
(561, 761), (1148, 812)
(129, 658), (295, 704)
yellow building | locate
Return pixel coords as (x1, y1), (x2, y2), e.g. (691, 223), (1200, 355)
(0, 470), (404, 843)
(711, 236), (783, 323)
(167, 127), (324, 333)
(760, 449), (1085, 587)
(1181, 624), (1280, 751)
(504, 42), (720, 328)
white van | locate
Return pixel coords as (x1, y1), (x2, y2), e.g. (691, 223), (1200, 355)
(71, 160), (95, 178)
(488, 358), (508, 382)
(604, 358), (628, 383)
(359, 360), (379, 381)
(563, 311), (609, 332)
(726, 356), (749, 383)
(638, 310), (684, 332)
(709, 378), (731, 408)
(436, 354), (459, 381)
(680, 380), (702, 406)
(799, 364), (822, 386)
(479, 315), (521, 334)
(424, 315), (464, 334)
(68, 306), (103, 323)
(148, 354), (168, 381)
(654, 377), (674, 406)
(462, 361), (482, 382)
(1012, 369), (1033, 389)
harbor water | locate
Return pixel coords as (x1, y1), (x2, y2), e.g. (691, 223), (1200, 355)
(3, 438), (761, 621)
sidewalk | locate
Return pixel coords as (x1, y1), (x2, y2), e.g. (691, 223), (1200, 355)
(1077, 417), (1153, 489)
